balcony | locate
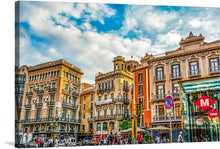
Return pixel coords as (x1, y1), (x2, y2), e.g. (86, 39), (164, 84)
(97, 87), (115, 94)
(62, 89), (70, 95)
(114, 97), (130, 104)
(26, 92), (33, 97)
(87, 117), (94, 122)
(95, 99), (114, 106)
(188, 69), (201, 77)
(170, 72), (182, 80)
(47, 101), (55, 107)
(24, 104), (32, 109)
(115, 114), (125, 120)
(208, 66), (220, 75)
(35, 103), (43, 108)
(69, 119), (81, 123)
(151, 94), (167, 103)
(72, 92), (79, 97)
(62, 102), (77, 110)
(37, 90), (44, 95)
(154, 75), (166, 82)
(123, 86), (129, 92)
(93, 115), (115, 121)
(152, 115), (181, 122)
(171, 92), (180, 99)
(49, 88), (57, 94)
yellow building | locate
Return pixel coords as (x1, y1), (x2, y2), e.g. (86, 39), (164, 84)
(92, 56), (136, 141)
(20, 59), (83, 142)
(78, 83), (95, 141)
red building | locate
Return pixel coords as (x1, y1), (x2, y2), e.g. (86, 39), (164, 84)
(132, 54), (153, 128)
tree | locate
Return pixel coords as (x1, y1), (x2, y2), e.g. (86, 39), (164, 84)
(119, 119), (131, 130)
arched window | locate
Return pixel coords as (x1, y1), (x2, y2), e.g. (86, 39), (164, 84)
(103, 122), (108, 131)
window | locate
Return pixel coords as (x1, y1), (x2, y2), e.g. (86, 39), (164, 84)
(173, 83), (179, 93)
(124, 107), (128, 118)
(97, 110), (100, 117)
(28, 98), (31, 104)
(98, 96), (101, 101)
(104, 109), (107, 116)
(104, 95), (107, 100)
(157, 85), (165, 99)
(111, 93), (114, 100)
(209, 58), (219, 72)
(116, 64), (118, 70)
(91, 94), (93, 101)
(50, 94), (55, 102)
(65, 84), (68, 90)
(158, 105), (164, 115)
(38, 96), (42, 103)
(111, 80), (114, 89)
(138, 85), (143, 95)
(189, 61), (199, 75)
(29, 87), (33, 92)
(99, 84), (101, 90)
(25, 111), (30, 120)
(171, 65), (180, 78)
(35, 110), (42, 120)
(97, 123), (101, 131)
(84, 96), (86, 100)
(71, 111), (76, 119)
(83, 114), (85, 119)
(175, 104), (181, 116)
(61, 109), (67, 119)
(138, 73), (143, 82)
(110, 108), (114, 116)
(105, 82), (107, 89)
(156, 67), (164, 80)
(83, 104), (86, 110)
(102, 83), (104, 90)
(108, 81), (110, 89)
(47, 108), (54, 118)
(103, 122), (108, 131)
(82, 125), (85, 131)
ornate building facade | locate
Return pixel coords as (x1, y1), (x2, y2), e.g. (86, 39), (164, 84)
(20, 59), (83, 142)
(146, 32), (220, 142)
(92, 56), (136, 141)
(15, 65), (29, 145)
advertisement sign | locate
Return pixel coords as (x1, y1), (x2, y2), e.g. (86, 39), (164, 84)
(208, 110), (219, 118)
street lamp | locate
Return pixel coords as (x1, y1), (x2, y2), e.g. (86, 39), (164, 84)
(51, 107), (59, 140)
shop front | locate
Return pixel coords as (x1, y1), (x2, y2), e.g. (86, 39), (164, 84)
(181, 78), (220, 142)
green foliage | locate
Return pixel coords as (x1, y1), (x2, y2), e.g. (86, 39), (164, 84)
(119, 119), (131, 130)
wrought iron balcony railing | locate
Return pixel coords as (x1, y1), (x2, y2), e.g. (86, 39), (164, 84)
(24, 104), (32, 109)
(151, 94), (167, 102)
(49, 88), (57, 93)
(170, 72), (182, 80)
(62, 102), (77, 109)
(188, 69), (201, 77)
(26, 92), (33, 97)
(37, 90), (44, 95)
(208, 66), (220, 74)
(154, 75), (166, 82)
(35, 103), (43, 108)
(47, 101), (55, 107)
(72, 92), (79, 97)
(123, 86), (129, 92)
(152, 115), (181, 122)
(62, 89), (70, 95)
(171, 92), (180, 99)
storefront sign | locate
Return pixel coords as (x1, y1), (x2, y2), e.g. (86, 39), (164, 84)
(208, 110), (219, 118)
(194, 95), (215, 110)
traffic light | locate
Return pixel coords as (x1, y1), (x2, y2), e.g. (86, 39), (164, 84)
(137, 104), (142, 115)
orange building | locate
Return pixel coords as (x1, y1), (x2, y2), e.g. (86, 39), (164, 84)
(132, 54), (153, 128)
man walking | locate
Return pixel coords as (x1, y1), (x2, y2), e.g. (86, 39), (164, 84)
(39, 135), (45, 147)
(108, 132), (114, 145)
(178, 132), (183, 143)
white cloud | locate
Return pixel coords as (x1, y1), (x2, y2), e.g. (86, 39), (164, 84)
(157, 31), (181, 46)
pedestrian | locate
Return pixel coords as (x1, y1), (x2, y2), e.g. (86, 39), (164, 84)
(137, 132), (143, 144)
(205, 135), (210, 142)
(54, 137), (58, 147)
(128, 133), (132, 144)
(65, 136), (70, 147)
(108, 132), (114, 145)
(178, 131), (183, 143)
(114, 133), (119, 145)
(47, 137), (54, 147)
(35, 138), (40, 148)
(39, 135), (45, 147)
(104, 138), (107, 145)
(157, 136), (160, 143)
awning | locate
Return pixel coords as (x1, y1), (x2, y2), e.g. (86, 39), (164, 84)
(120, 127), (146, 133)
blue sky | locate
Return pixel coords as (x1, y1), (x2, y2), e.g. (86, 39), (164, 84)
(17, 1), (220, 84)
